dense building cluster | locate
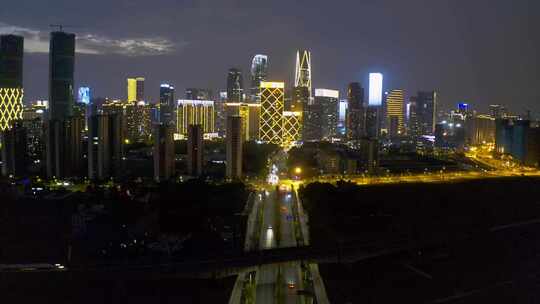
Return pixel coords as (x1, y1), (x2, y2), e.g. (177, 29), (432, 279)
(1, 31), (539, 182)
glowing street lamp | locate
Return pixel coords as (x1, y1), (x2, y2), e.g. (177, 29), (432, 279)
(294, 167), (302, 175)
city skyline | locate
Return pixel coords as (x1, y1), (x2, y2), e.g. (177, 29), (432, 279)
(0, 0), (538, 114)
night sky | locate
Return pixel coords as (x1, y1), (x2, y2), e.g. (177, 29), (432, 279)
(1, 0), (539, 115)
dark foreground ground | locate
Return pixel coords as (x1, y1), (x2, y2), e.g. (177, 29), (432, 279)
(301, 177), (540, 303)
(0, 272), (236, 304)
(320, 222), (540, 303)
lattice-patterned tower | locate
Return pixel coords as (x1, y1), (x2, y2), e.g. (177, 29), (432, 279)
(259, 82), (284, 145)
(0, 35), (24, 131)
(282, 111), (302, 148)
(295, 50), (312, 92)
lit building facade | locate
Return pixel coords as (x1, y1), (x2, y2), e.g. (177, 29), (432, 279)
(0, 35), (24, 131)
(127, 77), (145, 102)
(159, 83), (175, 125)
(466, 115), (495, 145)
(250, 54), (268, 102)
(314, 88), (339, 139)
(176, 99), (215, 136)
(295, 50), (312, 99)
(385, 89), (405, 137)
(259, 82), (284, 145)
(368, 73), (383, 106)
(226, 115), (243, 179)
(282, 111), (302, 147)
(125, 102), (152, 144)
(225, 102), (260, 141)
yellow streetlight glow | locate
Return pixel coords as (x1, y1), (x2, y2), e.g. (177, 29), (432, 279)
(294, 167), (302, 174)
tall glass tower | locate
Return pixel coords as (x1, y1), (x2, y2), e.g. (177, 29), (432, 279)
(227, 68), (243, 103)
(49, 31), (75, 121)
(250, 54), (268, 102)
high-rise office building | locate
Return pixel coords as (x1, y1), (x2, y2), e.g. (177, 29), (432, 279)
(185, 88), (213, 101)
(125, 102), (151, 143)
(490, 104), (508, 119)
(226, 115), (242, 180)
(295, 50), (312, 97)
(1, 121), (27, 177)
(416, 91), (438, 135)
(259, 82), (284, 145)
(227, 68), (244, 103)
(250, 54), (269, 102)
(338, 99), (348, 137)
(187, 124), (203, 176)
(385, 89), (405, 137)
(153, 123), (175, 182)
(314, 89), (339, 139)
(0, 35), (24, 131)
(176, 99), (215, 136)
(346, 82), (365, 141)
(466, 115), (495, 145)
(49, 31), (75, 121)
(303, 102), (322, 141)
(407, 96), (419, 138)
(365, 106), (381, 139)
(77, 87), (90, 104)
(127, 77), (145, 102)
(225, 102), (261, 141)
(368, 73), (383, 106)
(88, 113), (125, 180)
(159, 83), (175, 125)
(46, 31), (83, 178)
(282, 111), (302, 147)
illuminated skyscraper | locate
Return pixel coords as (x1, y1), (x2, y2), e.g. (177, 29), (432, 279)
(159, 84), (175, 125)
(125, 102), (151, 143)
(225, 102), (260, 141)
(176, 100), (215, 136)
(385, 89), (405, 137)
(338, 99), (348, 137)
(226, 115), (242, 180)
(78, 87), (90, 104)
(250, 54), (269, 102)
(346, 82), (365, 141)
(259, 82), (284, 145)
(227, 68), (244, 103)
(0, 34), (24, 131)
(187, 124), (203, 176)
(127, 77), (145, 102)
(368, 73), (383, 106)
(314, 89), (339, 139)
(282, 111), (302, 147)
(295, 50), (312, 94)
